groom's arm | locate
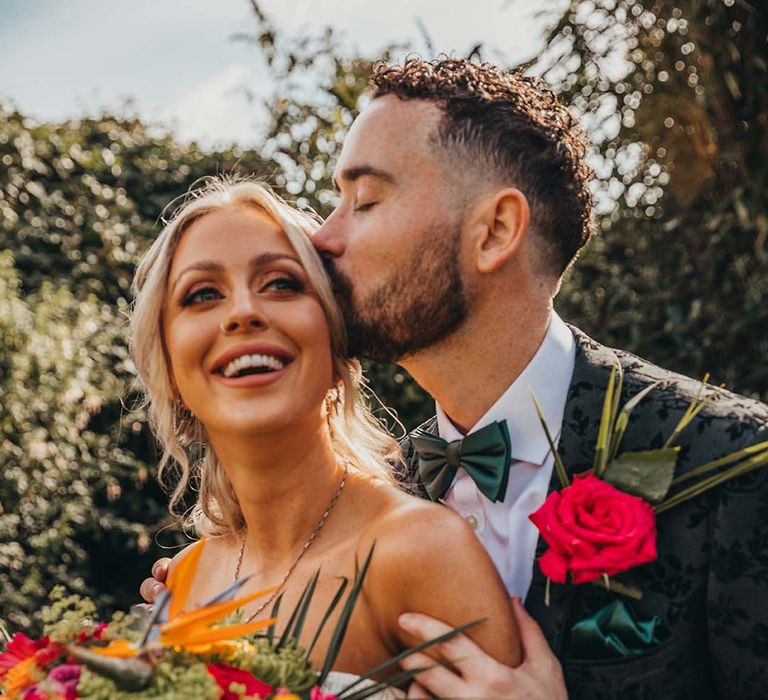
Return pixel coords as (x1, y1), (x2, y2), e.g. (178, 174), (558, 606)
(399, 597), (567, 699)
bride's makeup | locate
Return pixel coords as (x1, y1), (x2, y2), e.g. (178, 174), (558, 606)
(162, 206), (334, 438)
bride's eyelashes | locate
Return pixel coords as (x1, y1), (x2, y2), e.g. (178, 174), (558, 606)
(181, 285), (221, 307)
(354, 201), (378, 213)
(259, 272), (307, 295)
(179, 273), (307, 308)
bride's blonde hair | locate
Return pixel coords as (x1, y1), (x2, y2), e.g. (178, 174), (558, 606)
(130, 176), (402, 537)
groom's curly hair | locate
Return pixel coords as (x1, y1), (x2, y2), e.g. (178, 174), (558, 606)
(370, 57), (594, 278)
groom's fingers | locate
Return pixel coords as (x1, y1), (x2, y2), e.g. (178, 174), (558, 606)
(138, 557), (172, 604)
(511, 596), (552, 661)
(401, 651), (471, 699)
(510, 597), (567, 697)
(405, 680), (430, 698)
(151, 557), (171, 581)
(398, 612), (497, 674)
(139, 577), (166, 604)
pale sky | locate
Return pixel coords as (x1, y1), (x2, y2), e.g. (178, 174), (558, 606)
(0, 0), (558, 148)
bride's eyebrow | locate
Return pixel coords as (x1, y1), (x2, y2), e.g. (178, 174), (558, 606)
(170, 253), (302, 295)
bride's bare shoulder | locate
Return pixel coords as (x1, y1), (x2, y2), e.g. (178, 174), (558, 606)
(354, 479), (520, 666)
(354, 479), (479, 561)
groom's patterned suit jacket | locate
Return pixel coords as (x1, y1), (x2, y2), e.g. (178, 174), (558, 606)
(400, 326), (768, 700)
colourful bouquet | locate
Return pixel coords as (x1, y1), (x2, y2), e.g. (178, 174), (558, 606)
(0, 543), (464, 699)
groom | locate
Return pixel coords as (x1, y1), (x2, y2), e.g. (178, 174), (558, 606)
(143, 58), (768, 698)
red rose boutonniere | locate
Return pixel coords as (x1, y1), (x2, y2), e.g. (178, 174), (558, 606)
(530, 474), (657, 585)
(530, 367), (768, 599)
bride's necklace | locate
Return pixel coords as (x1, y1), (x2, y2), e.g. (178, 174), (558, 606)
(234, 464), (348, 623)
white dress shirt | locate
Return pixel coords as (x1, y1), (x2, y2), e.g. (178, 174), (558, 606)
(436, 312), (576, 598)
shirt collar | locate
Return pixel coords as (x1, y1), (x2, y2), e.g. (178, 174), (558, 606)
(435, 312), (576, 465)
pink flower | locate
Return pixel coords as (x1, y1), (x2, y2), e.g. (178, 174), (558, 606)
(22, 685), (47, 700)
(310, 687), (338, 700)
(48, 664), (81, 699)
(529, 474), (658, 584)
(207, 663), (273, 700)
(18, 664), (81, 700)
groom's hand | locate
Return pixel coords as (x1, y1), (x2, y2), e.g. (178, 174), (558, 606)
(139, 557), (172, 605)
(399, 596), (567, 699)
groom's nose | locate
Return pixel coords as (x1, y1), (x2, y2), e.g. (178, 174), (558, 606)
(312, 210), (346, 258)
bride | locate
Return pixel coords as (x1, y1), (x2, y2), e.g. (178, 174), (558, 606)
(130, 177), (520, 690)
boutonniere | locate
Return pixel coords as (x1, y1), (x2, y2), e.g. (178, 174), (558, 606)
(530, 367), (768, 602)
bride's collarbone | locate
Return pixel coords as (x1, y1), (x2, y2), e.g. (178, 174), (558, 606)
(190, 539), (396, 671)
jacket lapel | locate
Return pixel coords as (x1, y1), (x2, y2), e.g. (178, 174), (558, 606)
(401, 415), (438, 499)
(400, 327), (622, 653)
(525, 326), (622, 653)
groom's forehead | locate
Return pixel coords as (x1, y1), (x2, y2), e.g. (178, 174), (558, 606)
(335, 97), (443, 178)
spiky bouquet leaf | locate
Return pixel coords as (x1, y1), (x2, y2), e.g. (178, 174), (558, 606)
(2, 540), (476, 699)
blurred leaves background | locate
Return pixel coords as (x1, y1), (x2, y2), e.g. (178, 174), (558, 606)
(1, 0), (765, 629)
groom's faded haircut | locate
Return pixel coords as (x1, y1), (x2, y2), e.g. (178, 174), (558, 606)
(370, 57), (594, 278)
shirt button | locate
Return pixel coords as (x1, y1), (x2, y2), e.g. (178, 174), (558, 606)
(465, 514), (479, 530)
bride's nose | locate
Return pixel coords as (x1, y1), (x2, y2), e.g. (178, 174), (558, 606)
(220, 291), (267, 334)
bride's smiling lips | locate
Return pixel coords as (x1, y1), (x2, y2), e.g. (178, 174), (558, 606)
(210, 342), (295, 388)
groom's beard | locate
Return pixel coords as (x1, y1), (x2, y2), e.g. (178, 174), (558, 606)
(324, 222), (468, 363)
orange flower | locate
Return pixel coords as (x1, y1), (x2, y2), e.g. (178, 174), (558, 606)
(91, 539), (276, 658)
(88, 639), (138, 659)
(3, 657), (38, 697)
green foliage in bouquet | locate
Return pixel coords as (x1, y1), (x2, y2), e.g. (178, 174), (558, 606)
(1, 544), (473, 700)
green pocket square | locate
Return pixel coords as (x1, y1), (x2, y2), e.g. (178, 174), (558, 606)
(572, 600), (663, 660)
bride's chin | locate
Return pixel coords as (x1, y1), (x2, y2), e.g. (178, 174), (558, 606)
(204, 404), (323, 439)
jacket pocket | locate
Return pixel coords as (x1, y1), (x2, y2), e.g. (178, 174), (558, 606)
(563, 635), (711, 700)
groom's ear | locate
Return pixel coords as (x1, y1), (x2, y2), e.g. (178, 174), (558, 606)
(468, 188), (530, 274)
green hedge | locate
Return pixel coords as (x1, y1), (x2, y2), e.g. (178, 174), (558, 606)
(1, 0), (766, 630)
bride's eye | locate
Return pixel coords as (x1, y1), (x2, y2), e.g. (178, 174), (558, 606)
(262, 274), (305, 294)
(182, 286), (221, 306)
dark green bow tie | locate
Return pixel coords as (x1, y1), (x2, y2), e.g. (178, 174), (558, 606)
(410, 420), (512, 502)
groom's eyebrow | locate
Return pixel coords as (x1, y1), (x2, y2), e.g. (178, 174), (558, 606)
(333, 165), (396, 192)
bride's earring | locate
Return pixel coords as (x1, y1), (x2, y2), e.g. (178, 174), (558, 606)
(325, 385), (341, 435)
(325, 387), (340, 413)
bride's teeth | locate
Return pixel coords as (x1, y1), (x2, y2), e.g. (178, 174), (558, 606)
(222, 353), (286, 378)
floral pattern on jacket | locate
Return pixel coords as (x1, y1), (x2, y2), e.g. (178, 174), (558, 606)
(400, 326), (768, 700)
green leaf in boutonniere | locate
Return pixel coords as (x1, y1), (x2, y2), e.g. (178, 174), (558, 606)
(594, 365), (623, 478)
(663, 373), (716, 449)
(655, 441), (768, 514)
(590, 575), (644, 600)
(529, 369), (768, 609)
(602, 448), (680, 505)
(609, 380), (663, 462)
(531, 392), (570, 488)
